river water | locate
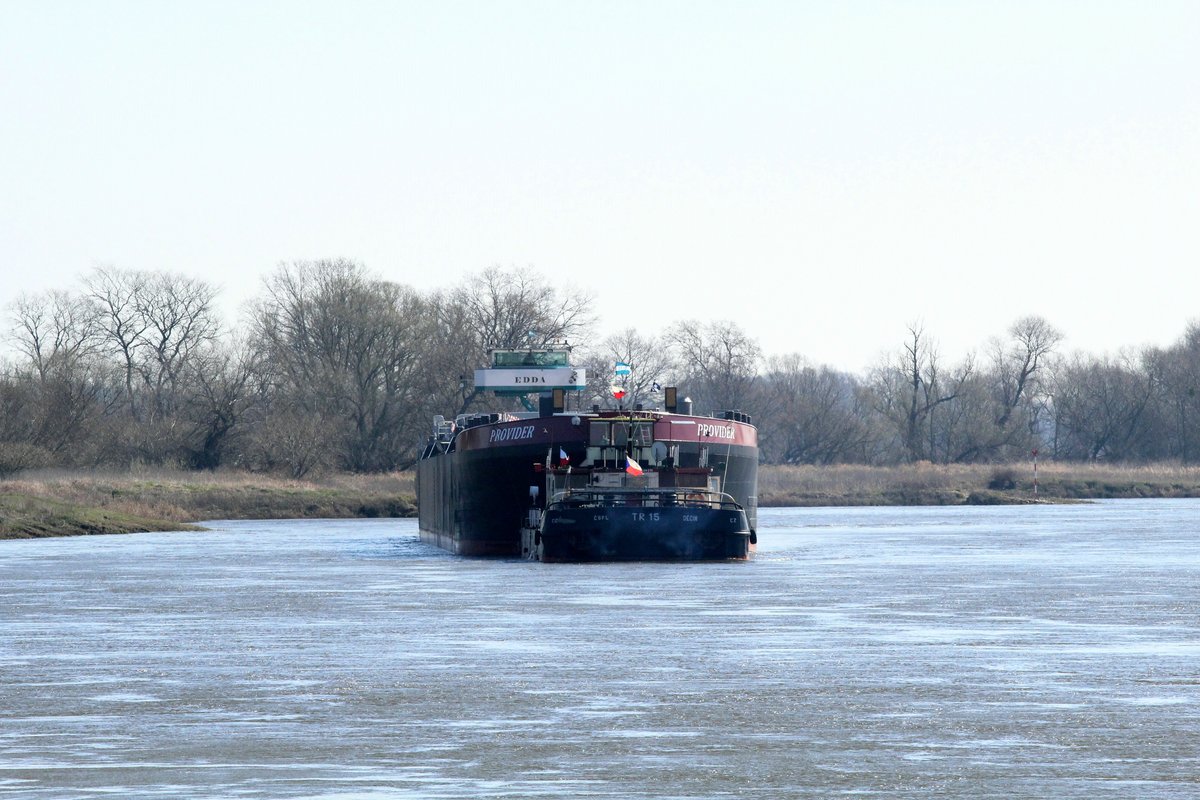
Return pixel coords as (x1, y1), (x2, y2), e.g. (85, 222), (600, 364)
(2, 500), (1199, 799)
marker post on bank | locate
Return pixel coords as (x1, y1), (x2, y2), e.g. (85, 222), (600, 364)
(1032, 449), (1038, 499)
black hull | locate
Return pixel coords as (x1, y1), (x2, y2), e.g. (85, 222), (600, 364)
(539, 506), (752, 562)
(417, 442), (552, 556)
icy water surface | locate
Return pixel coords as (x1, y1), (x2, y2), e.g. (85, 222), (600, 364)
(2, 500), (1200, 798)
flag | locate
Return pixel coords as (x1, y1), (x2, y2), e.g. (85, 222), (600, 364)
(652, 381), (662, 393)
(625, 455), (643, 476)
(559, 447), (569, 464)
(610, 385), (627, 400)
(614, 361), (632, 376)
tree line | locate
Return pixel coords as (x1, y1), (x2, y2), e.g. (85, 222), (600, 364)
(3, 260), (1198, 477)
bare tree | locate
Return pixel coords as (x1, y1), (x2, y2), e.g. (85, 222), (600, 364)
(0, 370), (43, 476)
(925, 315), (1065, 463)
(245, 403), (336, 478)
(1051, 351), (1156, 461)
(72, 267), (224, 464)
(581, 328), (679, 410)
(409, 291), (486, 419)
(758, 354), (872, 464)
(9, 290), (100, 382)
(667, 320), (762, 413)
(991, 315), (1063, 430)
(454, 265), (595, 352)
(181, 339), (262, 469)
(85, 267), (151, 420)
(869, 323), (972, 463)
(1148, 322), (1200, 462)
(6, 291), (107, 458)
(252, 259), (429, 472)
(138, 271), (221, 420)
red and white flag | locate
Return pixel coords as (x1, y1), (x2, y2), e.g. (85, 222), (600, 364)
(610, 385), (627, 400)
(625, 455), (643, 476)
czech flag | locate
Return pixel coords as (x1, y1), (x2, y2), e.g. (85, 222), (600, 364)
(610, 385), (627, 400)
(625, 455), (643, 476)
(559, 447), (569, 465)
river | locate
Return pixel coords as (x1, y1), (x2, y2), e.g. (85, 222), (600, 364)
(2, 500), (1199, 798)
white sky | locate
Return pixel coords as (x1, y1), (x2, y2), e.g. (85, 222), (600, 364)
(2, 0), (1197, 373)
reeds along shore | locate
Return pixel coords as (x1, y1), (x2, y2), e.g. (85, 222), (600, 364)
(756, 461), (1200, 506)
(0, 469), (416, 539)
(3, 463), (1200, 539)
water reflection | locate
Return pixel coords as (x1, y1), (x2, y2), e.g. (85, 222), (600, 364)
(2, 501), (1200, 798)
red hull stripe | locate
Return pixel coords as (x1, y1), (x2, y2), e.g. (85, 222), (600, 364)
(454, 413), (758, 451)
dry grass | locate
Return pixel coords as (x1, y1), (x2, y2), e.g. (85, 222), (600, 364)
(2, 467), (417, 528)
(0, 492), (199, 539)
(1029, 461), (1200, 500)
(758, 461), (1200, 506)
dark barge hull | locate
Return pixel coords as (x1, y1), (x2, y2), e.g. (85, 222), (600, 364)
(417, 441), (556, 556)
(539, 506), (752, 562)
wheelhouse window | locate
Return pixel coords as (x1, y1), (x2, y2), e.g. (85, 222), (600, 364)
(491, 350), (570, 368)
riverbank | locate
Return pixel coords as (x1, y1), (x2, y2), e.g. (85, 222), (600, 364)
(757, 461), (1200, 506)
(0, 492), (203, 538)
(0, 469), (416, 540)
(4, 462), (1200, 539)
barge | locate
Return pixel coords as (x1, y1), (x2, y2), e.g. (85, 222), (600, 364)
(416, 345), (757, 561)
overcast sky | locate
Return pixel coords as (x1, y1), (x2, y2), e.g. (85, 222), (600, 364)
(2, 0), (1197, 373)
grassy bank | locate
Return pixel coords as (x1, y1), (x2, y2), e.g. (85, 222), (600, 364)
(0, 492), (201, 539)
(757, 461), (1200, 506)
(0, 469), (416, 540)
(4, 462), (1200, 540)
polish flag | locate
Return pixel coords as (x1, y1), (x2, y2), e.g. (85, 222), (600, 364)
(611, 385), (627, 400)
(625, 456), (643, 476)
